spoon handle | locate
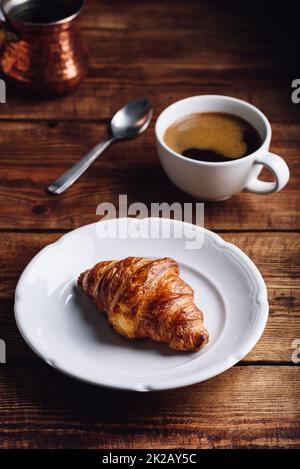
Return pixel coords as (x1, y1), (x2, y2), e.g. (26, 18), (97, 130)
(47, 137), (114, 195)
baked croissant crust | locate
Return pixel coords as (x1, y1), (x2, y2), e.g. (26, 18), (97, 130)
(78, 257), (209, 352)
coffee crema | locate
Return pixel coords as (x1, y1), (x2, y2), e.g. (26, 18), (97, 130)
(164, 112), (262, 163)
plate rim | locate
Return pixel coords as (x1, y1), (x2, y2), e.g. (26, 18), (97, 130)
(14, 217), (269, 391)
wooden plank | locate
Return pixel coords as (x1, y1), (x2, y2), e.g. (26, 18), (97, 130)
(1, 232), (299, 363)
(2, 71), (298, 123)
(1, 34), (298, 121)
(2, 288), (299, 364)
(84, 29), (275, 69)
(0, 121), (299, 230)
(0, 0), (298, 452)
(0, 365), (298, 448)
(1, 120), (299, 164)
(80, 0), (272, 31)
(2, 232), (299, 299)
(0, 1), (297, 124)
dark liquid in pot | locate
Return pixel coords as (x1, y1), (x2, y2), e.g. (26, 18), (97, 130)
(9, 0), (77, 24)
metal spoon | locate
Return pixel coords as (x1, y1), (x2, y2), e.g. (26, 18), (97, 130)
(47, 97), (153, 195)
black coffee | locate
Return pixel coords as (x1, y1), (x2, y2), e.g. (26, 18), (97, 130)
(9, 0), (78, 24)
(164, 112), (262, 163)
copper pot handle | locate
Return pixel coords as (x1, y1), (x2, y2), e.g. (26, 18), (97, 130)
(0, 9), (19, 49)
(0, 8), (5, 47)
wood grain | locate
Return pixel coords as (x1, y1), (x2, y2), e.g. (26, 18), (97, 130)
(0, 365), (298, 449)
(2, 289), (299, 364)
(1, 232), (299, 363)
(2, 70), (298, 123)
(0, 0), (299, 451)
(2, 232), (299, 298)
(0, 0), (298, 123)
(80, 0), (274, 31)
(0, 121), (299, 230)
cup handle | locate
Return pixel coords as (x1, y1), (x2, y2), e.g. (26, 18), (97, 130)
(245, 152), (290, 194)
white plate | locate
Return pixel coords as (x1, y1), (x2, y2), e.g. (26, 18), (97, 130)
(15, 218), (268, 391)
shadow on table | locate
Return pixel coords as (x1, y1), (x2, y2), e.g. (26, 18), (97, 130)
(3, 354), (241, 448)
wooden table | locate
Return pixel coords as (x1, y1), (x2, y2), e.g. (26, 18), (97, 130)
(0, 0), (299, 449)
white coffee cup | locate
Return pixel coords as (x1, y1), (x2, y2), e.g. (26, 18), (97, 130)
(155, 95), (290, 201)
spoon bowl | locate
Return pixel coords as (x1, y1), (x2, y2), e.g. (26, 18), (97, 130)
(111, 97), (153, 139)
(48, 97), (153, 195)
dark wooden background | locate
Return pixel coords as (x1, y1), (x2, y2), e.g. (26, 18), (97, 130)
(0, 0), (299, 449)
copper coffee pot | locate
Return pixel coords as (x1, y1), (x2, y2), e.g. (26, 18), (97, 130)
(0, 0), (86, 97)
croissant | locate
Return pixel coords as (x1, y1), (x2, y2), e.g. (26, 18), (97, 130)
(78, 257), (209, 352)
